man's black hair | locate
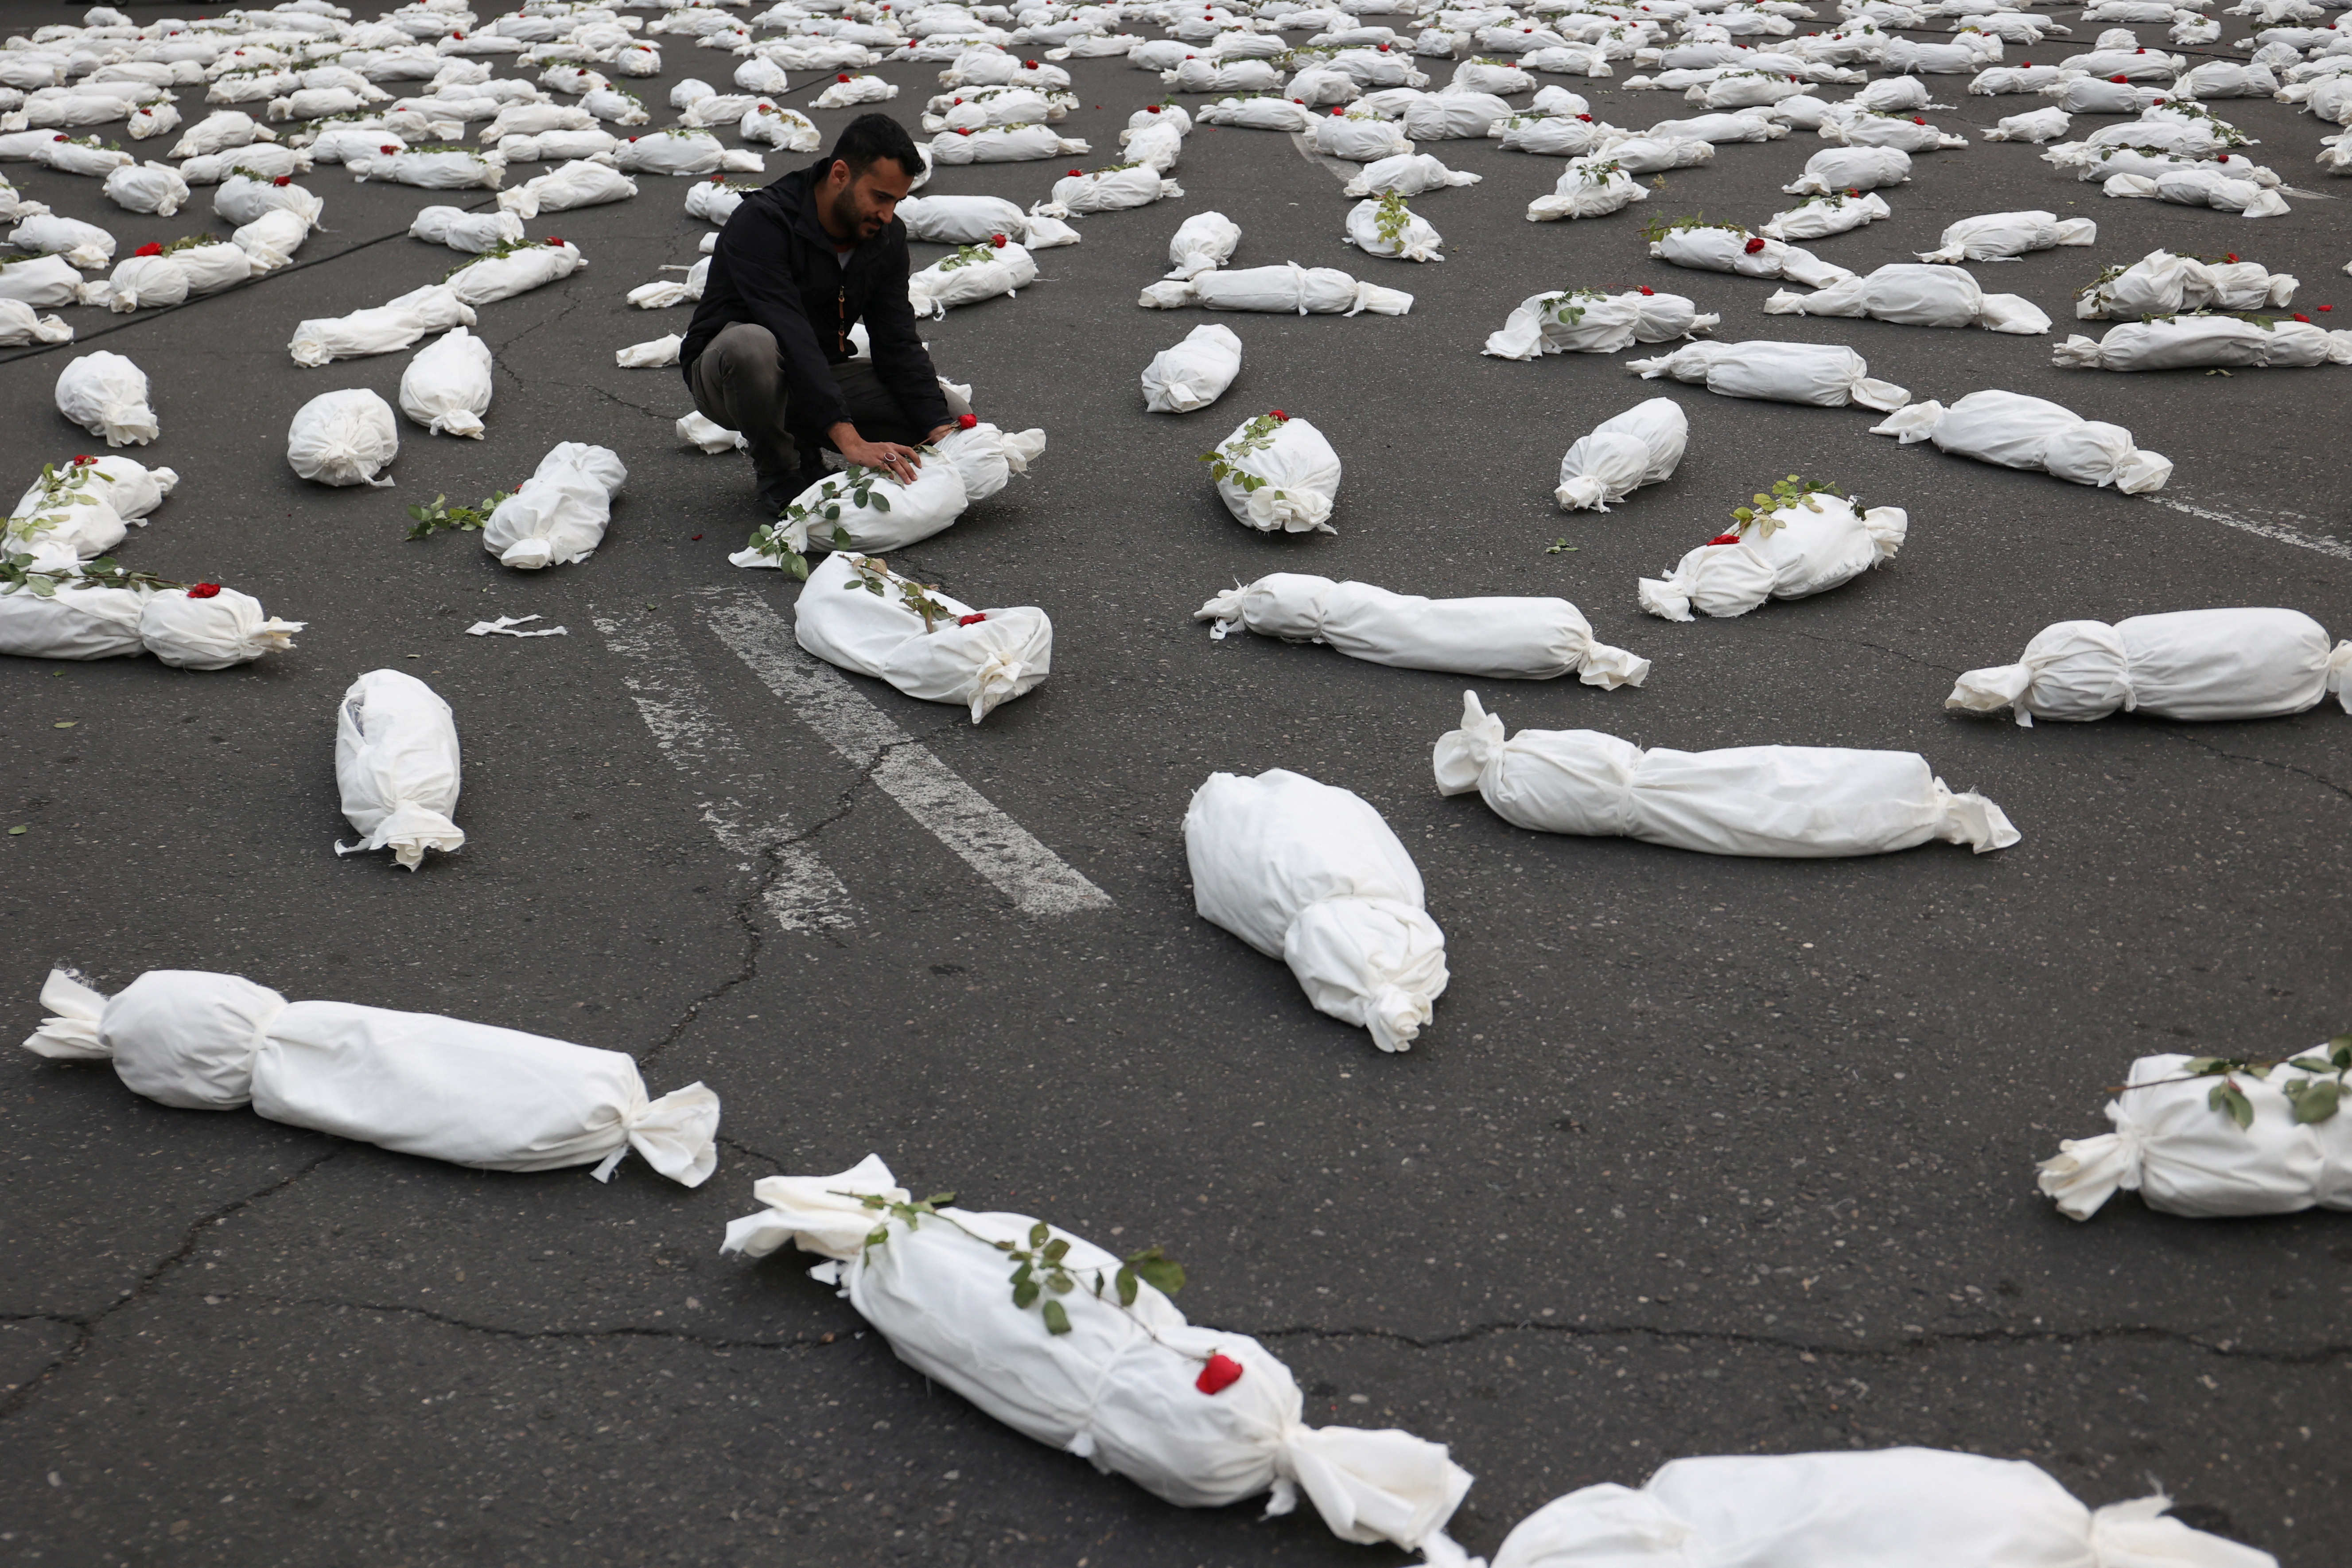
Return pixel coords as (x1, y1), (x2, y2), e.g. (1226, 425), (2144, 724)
(826, 113), (923, 182)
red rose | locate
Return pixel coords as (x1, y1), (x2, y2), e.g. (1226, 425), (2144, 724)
(1743, 236), (1765, 253)
(2225, 252), (2238, 262)
(952, 97), (962, 104)
(2153, 97), (2167, 106)
(2021, 59), (2030, 66)
(2293, 311), (2310, 322)
(956, 413), (979, 428)
(134, 241), (163, 257)
(2136, 45), (2146, 51)
(1576, 112), (1592, 121)
(1331, 106), (1344, 115)
(1638, 285), (1654, 295)
(2321, 305), (2333, 312)
(72, 455), (94, 465)
(1846, 187), (1859, 198)
(2109, 73), (2127, 82)
(708, 173), (722, 183)
(53, 134), (66, 142)
(1377, 42), (1390, 50)
(545, 236), (563, 245)
(187, 583), (222, 599)
(957, 127), (972, 135)
(838, 72), (851, 82)
(1292, 98), (1303, 103)
(381, 144), (397, 153)
(1066, 166), (1079, 175)
(1911, 115), (1924, 124)
(957, 612), (987, 626)
(1269, 409), (1288, 420)
(272, 175), (290, 186)
(990, 232), (1006, 247)
(1706, 533), (1743, 546)
(1147, 104), (1160, 113)
(1196, 1354), (1244, 1395)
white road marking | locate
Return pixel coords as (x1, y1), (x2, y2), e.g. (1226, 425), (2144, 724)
(2147, 495), (2352, 563)
(699, 588), (1114, 918)
(1289, 129), (1360, 185)
(592, 611), (860, 934)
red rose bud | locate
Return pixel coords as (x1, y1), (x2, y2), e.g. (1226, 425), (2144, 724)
(1196, 1354), (1244, 1396)
(1576, 112), (1592, 121)
(1024, 59), (1036, 66)
(272, 175), (291, 186)
(1269, 409), (1288, 420)
(2321, 305), (2333, 312)
(1911, 115), (1924, 123)
(838, 72), (851, 81)
(957, 612), (987, 626)
(545, 237), (563, 245)
(2110, 73), (2127, 82)
(1067, 167), (1080, 175)
(53, 134), (66, 142)
(381, 144), (397, 153)
(957, 127), (971, 135)
(1706, 533), (1743, 546)
(956, 413), (979, 428)
(2136, 45), (2146, 51)
(2293, 311), (2310, 322)
(990, 232), (1006, 247)
(187, 583), (222, 599)
(1743, 236), (1765, 253)
(1147, 104), (1160, 113)
(134, 241), (162, 257)
(1332, 106), (1344, 115)
(1638, 285), (1655, 295)
(2225, 253), (2238, 262)
(72, 455), (94, 465)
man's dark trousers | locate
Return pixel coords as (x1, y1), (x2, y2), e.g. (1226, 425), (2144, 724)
(687, 321), (925, 480)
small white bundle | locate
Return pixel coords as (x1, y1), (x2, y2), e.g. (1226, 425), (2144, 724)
(1187, 769), (1449, 1052)
(22, 968), (720, 1187)
(409, 203), (525, 253)
(169, 109), (273, 159)
(928, 124), (1087, 163)
(2054, 314), (2352, 370)
(1142, 323), (1243, 412)
(739, 102), (822, 152)
(482, 442), (627, 570)
(0, 296), (70, 343)
(1342, 194), (1443, 262)
(1553, 397), (1688, 511)
(232, 209), (315, 273)
(1628, 340), (1910, 411)
(1492, 113), (1615, 157)
(1037, 163), (1181, 214)
(1165, 211), (1240, 280)
(107, 241), (250, 311)
(100, 160), (190, 216)
(1783, 144), (1910, 192)
(2075, 249), (2296, 317)
(334, 668), (465, 870)
(907, 238), (1036, 317)
(1523, 159), (1650, 220)
(499, 159), (637, 218)
(287, 388), (400, 488)
(212, 171), (324, 229)
(1139, 262), (1413, 316)
(626, 257), (708, 311)
(1765, 264), (2052, 333)
(1637, 489), (1906, 621)
(1917, 209), (2096, 263)
(1483, 288), (1718, 359)
(398, 326), (494, 439)
(10, 213), (116, 271)
(1312, 112), (1416, 162)
(1578, 135), (1714, 174)
(2102, 165), (2290, 217)
(1197, 95), (1318, 131)
(1982, 105), (2072, 143)
(1648, 224), (1854, 288)
(721, 1156), (1472, 1551)
(613, 129), (752, 177)
(1206, 411), (1342, 534)
(1436, 692), (2018, 856)
(1342, 151), (1481, 197)
(1122, 118), (1185, 174)
(898, 194), (1074, 248)
(495, 128), (624, 164)
(1871, 390), (2171, 492)
(1403, 89), (1515, 140)
(1816, 111), (1967, 150)
(54, 351), (156, 447)
(1642, 107), (1788, 144)
(1759, 190), (1891, 239)
(350, 148), (503, 189)
(1479, 1449), (2270, 1568)
(1948, 608), (2352, 726)
(794, 552), (1051, 724)
(448, 238), (587, 305)
(1197, 573), (1649, 687)
(616, 333), (682, 369)
(288, 288), (479, 367)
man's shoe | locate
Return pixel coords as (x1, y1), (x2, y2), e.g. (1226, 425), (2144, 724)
(753, 469), (801, 520)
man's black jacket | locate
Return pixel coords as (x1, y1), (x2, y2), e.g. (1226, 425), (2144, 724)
(679, 161), (949, 438)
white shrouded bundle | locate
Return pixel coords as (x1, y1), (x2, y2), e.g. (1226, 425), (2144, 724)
(2040, 1050), (2352, 1223)
(613, 130), (756, 177)
(1628, 340), (1910, 411)
(793, 552), (1051, 724)
(398, 326), (494, 438)
(1142, 323), (1243, 413)
(1524, 160), (1650, 221)
(1816, 113), (1967, 152)
(410, 203), (526, 253)
(1483, 289), (1718, 359)
(499, 160), (638, 218)
(1207, 413), (1342, 534)
(1313, 113), (1416, 162)
(1765, 265), (2052, 333)
(349, 148), (504, 190)
(928, 124), (1087, 163)
(683, 179), (748, 226)
(335, 668), (466, 870)
(287, 389), (400, 488)
(1474, 1448), (2273, 1568)
(742, 424), (1047, 557)
(448, 239), (587, 306)
(1197, 573), (1649, 687)
(0, 255), (108, 309)
(482, 442), (627, 570)
(1647, 226), (1855, 288)
(1186, 769), (1449, 1052)
(1343, 196), (1443, 262)
(496, 129), (625, 165)
(1139, 263), (1413, 316)
(722, 1156), (1472, 1551)
(898, 194), (1076, 249)
(1553, 397), (1688, 512)
(1165, 211), (1240, 280)
(54, 352), (157, 447)
(0, 582), (300, 669)
(1492, 114), (1614, 158)
(1948, 608), (2352, 726)
(908, 240), (1036, 318)
(101, 160), (190, 216)
(1402, 90), (1514, 140)
(10, 214), (117, 271)
(2053, 315), (2352, 371)
(1758, 190), (1891, 239)
(615, 334), (681, 369)
(0, 294), (73, 342)
(1578, 136), (1713, 175)
(106, 243), (250, 311)
(740, 104), (822, 153)
(8, 455), (175, 568)
(21, 968), (720, 1187)
(169, 110), (273, 159)
(1342, 152), (1481, 197)
(288, 288), (480, 367)
(1637, 491), (1906, 621)
(1036, 163), (1182, 216)
(1197, 95), (1318, 131)
(1435, 693), (2019, 857)
(1917, 210), (2095, 263)
(233, 210), (315, 273)
(2102, 166), (2290, 217)
(178, 146), (311, 187)
(626, 257), (708, 311)
(213, 172), (324, 230)
(2076, 249), (2297, 318)
(1122, 119), (1185, 174)
(1783, 144), (1910, 192)
(1870, 391), (2170, 491)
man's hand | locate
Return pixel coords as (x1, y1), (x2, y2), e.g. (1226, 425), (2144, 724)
(923, 423), (959, 445)
(830, 422), (920, 484)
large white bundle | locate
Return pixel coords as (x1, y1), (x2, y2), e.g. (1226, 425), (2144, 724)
(2040, 1049), (2352, 1222)
(1206, 411), (1342, 534)
(482, 441), (626, 570)
(1197, 94), (1319, 131)
(286, 388), (400, 488)
(288, 289), (479, 367)
(1917, 209), (2095, 263)
(10, 213), (116, 270)
(1581, 135), (1714, 173)
(1783, 144), (1910, 191)
(139, 586), (304, 670)
(1123, 118), (1186, 173)
(1553, 397), (1688, 511)
(722, 1156), (1471, 1549)
(612, 128), (739, 175)
(213, 171), (324, 228)
(1479, 1448), (2270, 1567)
(1637, 490), (1906, 620)
(1197, 573), (1648, 686)
(1038, 162), (1181, 215)
(1629, 340), (1910, 411)
(1343, 195), (1443, 261)
(928, 123), (1085, 162)
(1401, 89), (1512, 139)
(2075, 249), (2297, 317)
(1166, 211), (1240, 279)
(0, 254), (105, 308)
(1164, 58), (1286, 93)
(334, 668), (466, 869)
(0, 296), (70, 342)
(232, 208), (315, 273)
(169, 109), (273, 158)
(794, 552), (1051, 723)
(738, 103), (822, 152)
(21, 968), (719, 1186)
(1982, 105), (2072, 143)
(1524, 159), (1649, 219)
(1765, 264), (2051, 333)
(448, 238), (587, 305)
(478, 101), (595, 141)
(1436, 692), (2017, 856)
(1642, 107), (1787, 143)
(494, 128), (623, 163)
(907, 239), (1036, 317)
(2046, 143), (2278, 188)
(1647, 224), (1854, 288)
(1758, 190), (1891, 239)
(898, 193), (1071, 248)
(54, 352), (156, 447)
(1871, 390), (2172, 491)
(33, 139), (136, 179)
(1187, 770), (1448, 1052)
(12, 454), (175, 533)
(397, 326), (494, 438)
(925, 87), (1064, 134)
(1482, 288), (1716, 358)
(499, 159), (636, 217)
(100, 160), (190, 216)
(2053, 314), (2352, 370)
(1818, 111), (1967, 150)
(2103, 165), (2290, 216)
(1143, 323), (1244, 412)
(1490, 113), (1612, 157)
(1313, 112), (1415, 160)
(743, 424), (1045, 558)
(1948, 608), (2352, 726)
(409, 202), (525, 252)
(1140, 262), (1413, 316)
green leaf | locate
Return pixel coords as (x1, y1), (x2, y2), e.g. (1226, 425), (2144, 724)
(1115, 1266), (1137, 1307)
(2286, 1055), (2334, 1074)
(2288, 1076), (2340, 1125)
(1127, 1249), (1185, 1297)
(870, 492), (890, 513)
(787, 553), (810, 582)
(864, 1226), (890, 1247)
(860, 1194), (885, 1208)
(1011, 1277), (1039, 1309)
(1028, 1222), (1050, 1249)
(829, 525), (851, 548)
(1040, 1238), (1069, 1264)
(2183, 1056), (2226, 1076)
(1046, 1269), (1074, 1295)
(925, 1191), (956, 1207)
(2208, 1079), (2254, 1132)
(1040, 1300), (1071, 1335)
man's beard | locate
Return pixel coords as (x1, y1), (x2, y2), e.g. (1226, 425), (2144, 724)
(830, 186), (878, 240)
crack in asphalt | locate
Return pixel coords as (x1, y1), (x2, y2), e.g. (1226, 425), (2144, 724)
(487, 291), (590, 358)
(1752, 620), (1966, 680)
(2158, 728), (2352, 805)
(586, 381), (680, 421)
(1252, 1317), (2352, 1362)
(0, 1147), (344, 1420)
(232, 1295), (834, 1353)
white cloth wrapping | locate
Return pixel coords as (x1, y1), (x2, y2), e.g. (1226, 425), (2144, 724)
(334, 668), (466, 869)
(449, 239), (587, 306)
(1637, 494), (1905, 620)
(0, 295), (70, 341)
(0, 254), (107, 309)
(9, 214), (117, 271)
(20, 968), (719, 1187)
(1783, 144), (1910, 191)
(1868, 390), (2172, 491)
(617, 334), (682, 369)
(1186, 770), (1449, 1052)
(349, 149), (504, 190)
(928, 124), (1085, 163)
(1435, 692), (2018, 856)
(1037, 163), (1180, 215)
(2039, 1052), (2352, 1223)
(1765, 264), (2052, 333)
(1525, 160), (1650, 220)
(1402, 90), (1513, 140)
(232, 209), (315, 273)
(1313, 113), (1416, 161)
(288, 288), (480, 367)
(720, 1156), (1472, 1547)
(2053, 316), (2352, 371)
(138, 588), (303, 670)
(1343, 196), (1443, 262)
(1493, 114), (1613, 157)
(907, 240), (1036, 317)
(2102, 166), (2290, 217)
(2076, 250), (2297, 318)
(287, 388), (400, 488)
(898, 194), (1073, 248)
(212, 172), (324, 230)
(1210, 415), (1342, 534)
(0, 583), (145, 662)
(54, 352), (157, 447)
(482, 442), (627, 570)
(1917, 210), (2096, 263)
(1759, 190), (1891, 239)
(1648, 226), (1854, 288)
(793, 552), (1051, 723)
(739, 425), (1046, 557)
(1628, 340), (1910, 411)
(1196, 573), (1649, 687)
(1139, 263), (1414, 316)
(1197, 95), (1319, 131)
(1342, 152), (1481, 197)
(499, 159), (637, 218)
(397, 326), (494, 438)
(1481, 289), (1718, 359)
(169, 109), (271, 158)
(1948, 608), (2352, 726)
(179, 145), (311, 185)
(1142, 323), (1243, 413)
(1553, 397), (1687, 511)
(1983, 105), (2072, 143)
(1816, 112), (1966, 150)
(1166, 211), (1240, 280)
(1479, 1449), (2274, 1568)
(101, 160), (190, 216)
(612, 129), (737, 176)
(410, 202), (526, 253)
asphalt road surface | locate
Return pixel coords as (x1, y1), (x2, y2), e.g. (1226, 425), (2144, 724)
(4, 4), (2350, 1566)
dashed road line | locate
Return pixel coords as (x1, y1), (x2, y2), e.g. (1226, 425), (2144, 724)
(2146, 495), (2352, 563)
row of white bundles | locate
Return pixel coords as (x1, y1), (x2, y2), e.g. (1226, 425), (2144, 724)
(336, 668), (464, 869)
(1186, 769), (1449, 1052)
(796, 551), (1052, 724)
(1481, 288), (1717, 360)
(1765, 264), (2051, 334)
(724, 1157), (1472, 1556)
(1949, 608), (2352, 726)
(1142, 322), (1242, 412)
(1435, 692), (2022, 857)
(1139, 262), (1413, 315)
(2076, 249), (2297, 318)
(733, 421), (1045, 558)
(1456, 1448), (2271, 1568)
(1640, 489), (1905, 623)
(2053, 314), (2352, 371)
(23, 967), (719, 1187)
(484, 442), (629, 569)
(1196, 573), (1651, 687)
(1628, 340), (1911, 411)
(54, 351), (157, 447)
(1555, 397), (1687, 511)
(1869, 391), (2172, 493)
(1203, 410), (1341, 534)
